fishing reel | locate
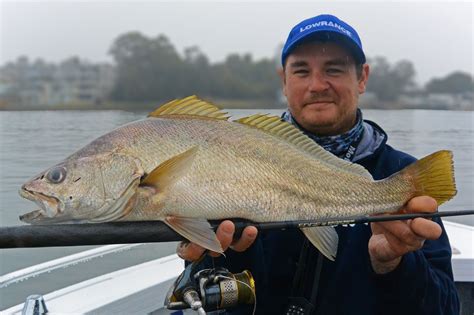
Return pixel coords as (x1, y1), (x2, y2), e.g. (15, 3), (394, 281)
(165, 257), (255, 314)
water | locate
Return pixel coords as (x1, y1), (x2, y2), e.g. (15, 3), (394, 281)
(0, 109), (473, 309)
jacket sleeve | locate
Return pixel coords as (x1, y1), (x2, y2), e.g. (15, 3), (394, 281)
(372, 217), (460, 315)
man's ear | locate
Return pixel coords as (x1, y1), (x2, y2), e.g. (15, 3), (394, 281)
(278, 67), (287, 96)
(358, 64), (370, 94)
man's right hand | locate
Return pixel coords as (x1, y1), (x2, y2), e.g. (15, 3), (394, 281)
(176, 220), (258, 261)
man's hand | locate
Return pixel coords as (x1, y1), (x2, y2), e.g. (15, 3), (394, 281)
(176, 220), (258, 261)
(368, 196), (442, 274)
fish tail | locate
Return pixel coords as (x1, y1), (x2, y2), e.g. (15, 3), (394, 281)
(398, 150), (456, 205)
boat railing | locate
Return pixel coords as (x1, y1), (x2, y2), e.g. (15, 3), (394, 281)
(0, 243), (143, 288)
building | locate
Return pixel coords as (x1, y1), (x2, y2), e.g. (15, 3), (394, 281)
(0, 56), (115, 108)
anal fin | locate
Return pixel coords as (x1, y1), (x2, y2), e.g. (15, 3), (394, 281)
(165, 216), (223, 253)
(301, 226), (338, 261)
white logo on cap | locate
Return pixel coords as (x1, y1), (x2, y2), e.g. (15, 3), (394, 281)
(299, 21), (352, 37)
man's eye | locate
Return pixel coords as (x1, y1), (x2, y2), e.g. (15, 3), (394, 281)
(327, 68), (343, 74)
(294, 69), (309, 75)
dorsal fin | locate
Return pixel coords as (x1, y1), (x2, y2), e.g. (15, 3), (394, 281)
(148, 95), (229, 120)
(235, 114), (372, 178)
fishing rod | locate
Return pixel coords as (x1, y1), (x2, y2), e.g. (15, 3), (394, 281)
(239, 209), (474, 230)
(0, 210), (473, 248)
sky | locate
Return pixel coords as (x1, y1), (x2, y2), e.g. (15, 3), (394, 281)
(0, 0), (473, 85)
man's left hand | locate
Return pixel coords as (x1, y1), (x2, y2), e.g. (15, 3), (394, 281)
(368, 196), (442, 274)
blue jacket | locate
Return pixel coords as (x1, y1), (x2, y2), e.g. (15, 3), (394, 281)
(201, 121), (459, 315)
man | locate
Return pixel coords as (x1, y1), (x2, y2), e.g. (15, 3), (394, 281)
(177, 14), (459, 314)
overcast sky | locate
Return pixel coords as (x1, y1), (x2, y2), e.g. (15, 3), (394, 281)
(1, 0), (472, 84)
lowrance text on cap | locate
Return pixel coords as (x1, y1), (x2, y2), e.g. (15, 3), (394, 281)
(281, 14), (366, 66)
(299, 19), (353, 37)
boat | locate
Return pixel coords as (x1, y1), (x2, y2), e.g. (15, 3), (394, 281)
(2, 221), (473, 315)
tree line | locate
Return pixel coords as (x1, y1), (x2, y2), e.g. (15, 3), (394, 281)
(109, 32), (280, 102)
(366, 57), (473, 101)
(2, 32), (471, 110)
(109, 32), (473, 104)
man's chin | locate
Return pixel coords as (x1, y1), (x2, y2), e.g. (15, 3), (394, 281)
(301, 109), (338, 129)
(301, 119), (339, 136)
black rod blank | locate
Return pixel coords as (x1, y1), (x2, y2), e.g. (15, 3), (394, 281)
(0, 221), (186, 248)
(1, 210), (473, 249)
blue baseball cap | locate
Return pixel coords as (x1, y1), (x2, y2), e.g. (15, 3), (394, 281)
(281, 14), (366, 66)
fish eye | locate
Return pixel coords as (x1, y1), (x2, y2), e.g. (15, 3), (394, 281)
(46, 167), (67, 184)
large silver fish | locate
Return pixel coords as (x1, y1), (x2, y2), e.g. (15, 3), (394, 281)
(19, 96), (456, 260)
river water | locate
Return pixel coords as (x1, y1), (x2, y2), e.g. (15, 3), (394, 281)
(0, 109), (473, 309)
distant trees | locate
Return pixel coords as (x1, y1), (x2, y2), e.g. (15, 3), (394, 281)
(108, 32), (473, 106)
(364, 57), (473, 106)
(108, 32), (279, 102)
(425, 71), (474, 94)
(366, 57), (417, 101)
(109, 32), (184, 101)
(2, 33), (471, 109)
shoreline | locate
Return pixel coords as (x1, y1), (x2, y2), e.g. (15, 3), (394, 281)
(1, 100), (472, 111)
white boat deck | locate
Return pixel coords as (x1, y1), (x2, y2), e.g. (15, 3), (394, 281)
(3, 221), (473, 314)
(3, 254), (183, 314)
(444, 221), (474, 282)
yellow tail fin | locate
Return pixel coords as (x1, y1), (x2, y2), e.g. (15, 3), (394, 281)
(400, 150), (456, 205)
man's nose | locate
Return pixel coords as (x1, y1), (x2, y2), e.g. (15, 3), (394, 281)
(308, 73), (330, 92)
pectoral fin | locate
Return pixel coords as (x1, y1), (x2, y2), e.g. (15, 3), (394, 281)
(141, 146), (199, 190)
(301, 226), (338, 261)
(165, 216), (223, 253)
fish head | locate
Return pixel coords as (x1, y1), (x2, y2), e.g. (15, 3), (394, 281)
(19, 153), (144, 224)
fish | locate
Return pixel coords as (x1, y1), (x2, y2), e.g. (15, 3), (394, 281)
(19, 96), (457, 260)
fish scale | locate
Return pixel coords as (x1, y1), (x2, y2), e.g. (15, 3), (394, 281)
(119, 117), (391, 221)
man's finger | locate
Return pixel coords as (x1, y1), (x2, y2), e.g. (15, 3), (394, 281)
(410, 218), (442, 240)
(230, 226), (258, 252)
(384, 226), (423, 254)
(405, 196), (438, 213)
(373, 220), (424, 248)
(176, 242), (206, 261)
(209, 220), (235, 257)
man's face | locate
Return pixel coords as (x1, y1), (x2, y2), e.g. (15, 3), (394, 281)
(282, 41), (369, 136)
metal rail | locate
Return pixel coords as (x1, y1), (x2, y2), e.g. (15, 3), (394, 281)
(0, 244), (142, 288)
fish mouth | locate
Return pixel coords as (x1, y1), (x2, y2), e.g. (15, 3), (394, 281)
(19, 209), (46, 223)
(19, 187), (63, 223)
